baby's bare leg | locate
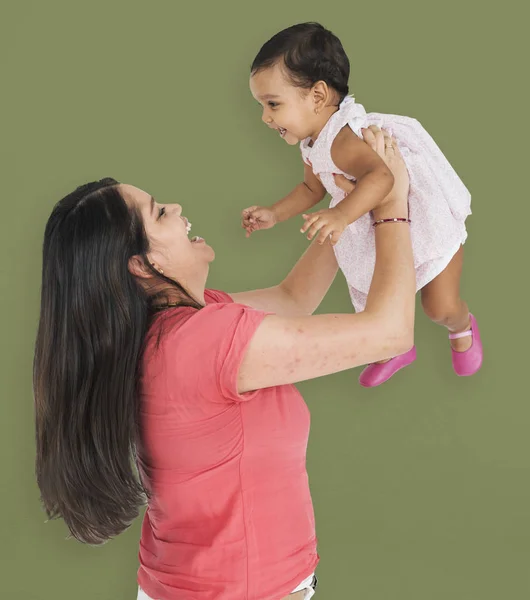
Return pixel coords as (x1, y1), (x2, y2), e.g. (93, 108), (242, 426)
(420, 245), (471, 351)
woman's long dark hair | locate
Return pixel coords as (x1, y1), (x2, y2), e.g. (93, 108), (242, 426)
(33, 178), (201, 545)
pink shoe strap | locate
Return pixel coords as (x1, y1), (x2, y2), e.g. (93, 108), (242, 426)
(448, 329), (472, 340)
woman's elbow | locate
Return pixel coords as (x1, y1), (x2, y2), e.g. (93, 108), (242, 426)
(367, 312), (414, 358)
(393, 325), (414, 355)
(378, 314), (414, 356)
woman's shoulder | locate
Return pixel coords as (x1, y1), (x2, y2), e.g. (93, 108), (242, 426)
(204, 289), (234, 304)
(146, 292), (268, 377)
(153, 291), (253, 343)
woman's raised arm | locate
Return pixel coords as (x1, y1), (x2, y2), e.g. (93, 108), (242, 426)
(237, 127), (415, 392)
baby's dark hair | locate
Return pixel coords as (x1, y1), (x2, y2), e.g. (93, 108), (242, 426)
(251, 22), (350, 102)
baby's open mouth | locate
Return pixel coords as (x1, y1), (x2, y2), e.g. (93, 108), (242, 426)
(278, 127), (286, 137)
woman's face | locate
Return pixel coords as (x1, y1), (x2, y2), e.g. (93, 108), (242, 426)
(120, 184), (215, 293)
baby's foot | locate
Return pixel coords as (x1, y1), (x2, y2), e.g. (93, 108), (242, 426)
(359, 347), (417, 387)
(449, 317), (472, 352)
(449, 313), (483, 376)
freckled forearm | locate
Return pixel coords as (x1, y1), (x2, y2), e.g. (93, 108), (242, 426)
(279, 239), (339, 315)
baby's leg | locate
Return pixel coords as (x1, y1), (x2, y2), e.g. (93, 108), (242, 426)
(420, 245), (471, 352)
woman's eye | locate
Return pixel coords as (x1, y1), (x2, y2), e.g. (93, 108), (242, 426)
(158, 207), (166, 219)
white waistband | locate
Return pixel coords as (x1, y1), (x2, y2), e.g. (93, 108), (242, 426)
(291, 572), (315, 593)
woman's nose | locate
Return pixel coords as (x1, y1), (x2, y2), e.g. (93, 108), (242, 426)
(173, 204), (182, 216)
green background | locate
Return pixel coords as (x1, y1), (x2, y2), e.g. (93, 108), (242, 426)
(2, 0), (528, 598)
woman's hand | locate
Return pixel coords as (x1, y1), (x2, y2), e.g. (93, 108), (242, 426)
(333, 173), (356, 195)
(360, 126), (410, 220)
(325, 126), (409, 225)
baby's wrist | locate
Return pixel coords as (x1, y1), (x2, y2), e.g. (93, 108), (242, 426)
(332, 205), (350, 224)
(269, 205), (281, 224)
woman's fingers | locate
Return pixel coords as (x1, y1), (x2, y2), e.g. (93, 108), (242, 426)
(362, 126), (401, 165)
(361, 127), (377, 150)
(333, 173), (356, 193)
(369, 125), (386, 156)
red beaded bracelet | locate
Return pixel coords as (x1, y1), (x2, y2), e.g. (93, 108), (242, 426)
(372, 218), (411, 227)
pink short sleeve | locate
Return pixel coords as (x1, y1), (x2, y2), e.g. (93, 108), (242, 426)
(204, 289), (234, 304)
(175, 301), (271, 403)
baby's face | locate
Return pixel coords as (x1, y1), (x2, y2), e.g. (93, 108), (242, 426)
(250, 63), (318, 146)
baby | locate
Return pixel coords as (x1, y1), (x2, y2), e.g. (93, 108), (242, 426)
(242, 22), (483, 387)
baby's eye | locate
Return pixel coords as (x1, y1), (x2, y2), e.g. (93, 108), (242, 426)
(268, 101), (279, 108)
(158, 206), (166, 219)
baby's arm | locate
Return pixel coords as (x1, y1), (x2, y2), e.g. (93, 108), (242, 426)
(242, 162), (326, 236)
(271, 162), (327, 222)
(330, 126), (395, 224)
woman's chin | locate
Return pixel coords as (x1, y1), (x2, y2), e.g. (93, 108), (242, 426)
(190, 237), (215, 261)
(204, 244), (215, 261)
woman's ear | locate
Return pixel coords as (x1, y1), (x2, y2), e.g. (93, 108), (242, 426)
(128, 255), (151, 280)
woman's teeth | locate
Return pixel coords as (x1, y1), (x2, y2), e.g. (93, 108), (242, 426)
(184, 220), (203, 242)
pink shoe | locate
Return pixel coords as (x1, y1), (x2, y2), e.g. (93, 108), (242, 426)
(359, 346), (417, 388)
(449, 313), (483, 376)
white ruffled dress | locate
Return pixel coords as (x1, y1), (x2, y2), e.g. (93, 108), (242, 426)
(300, 96), (471, 312)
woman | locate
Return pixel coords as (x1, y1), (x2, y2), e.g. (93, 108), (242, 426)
(34, 126), (415, 600)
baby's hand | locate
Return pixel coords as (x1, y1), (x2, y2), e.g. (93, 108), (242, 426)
(241, 206), (277, 238)
(301, 207), (349, 246)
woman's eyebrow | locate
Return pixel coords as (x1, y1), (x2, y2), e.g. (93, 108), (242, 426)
(150, 195), (155, 215)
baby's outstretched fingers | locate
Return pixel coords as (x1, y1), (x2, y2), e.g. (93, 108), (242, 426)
(329, 230), (342, 246)
(305, 217), (327, 241)
(242, 206), (258, 221)
(316, 224), (334, 245)
(300, 212), (321, 234)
